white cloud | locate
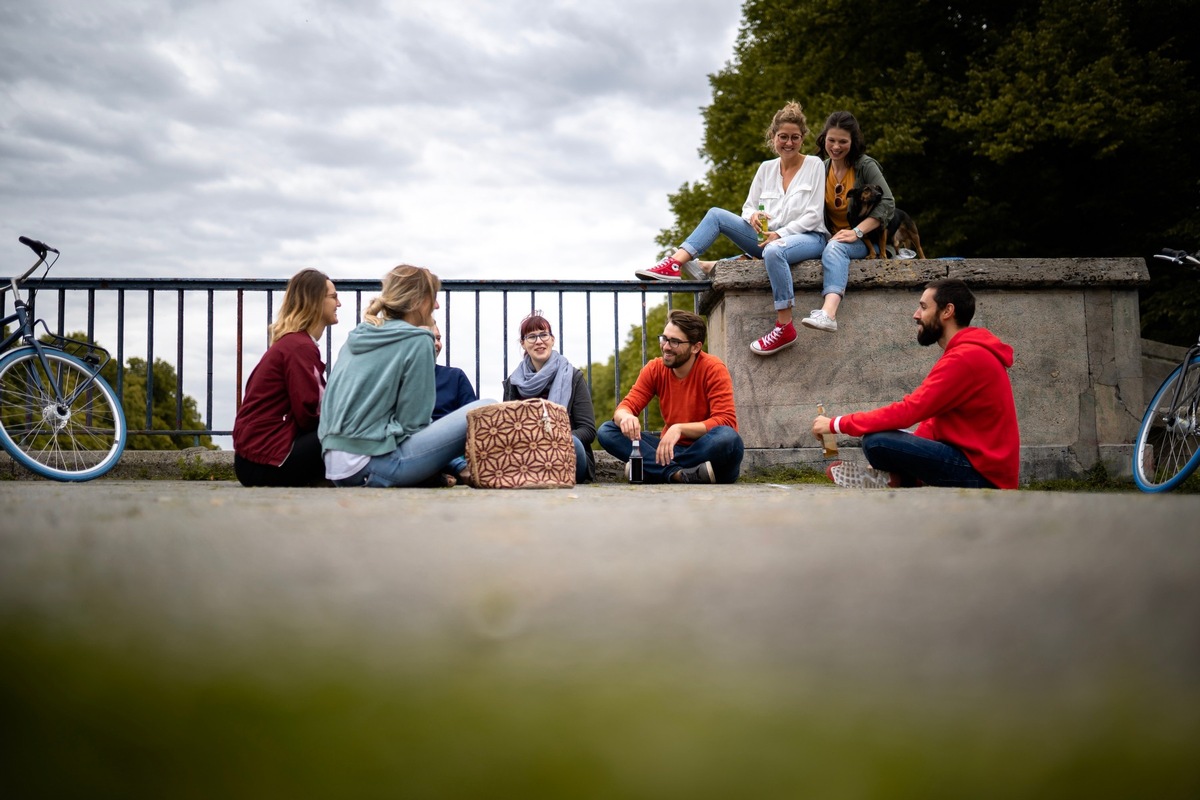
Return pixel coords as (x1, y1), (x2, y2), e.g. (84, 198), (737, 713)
(1, 0), (741, 280)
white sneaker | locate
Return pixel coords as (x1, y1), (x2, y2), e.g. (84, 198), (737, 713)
(826, 460), (894, 489)
(801, 309), (838, 332)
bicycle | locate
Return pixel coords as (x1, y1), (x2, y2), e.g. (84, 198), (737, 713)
(0, 236), (127, 481)
(1132, 248), (1200, 493)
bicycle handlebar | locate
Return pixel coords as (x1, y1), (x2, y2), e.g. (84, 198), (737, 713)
(19, 235), (58, 257)
(6, 235), (60, 292)
(1154, 248), (1200, 266)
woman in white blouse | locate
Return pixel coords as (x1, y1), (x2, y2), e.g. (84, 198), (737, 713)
(635, 101), (828, 356)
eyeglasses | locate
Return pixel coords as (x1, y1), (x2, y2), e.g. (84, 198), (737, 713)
(523, 331), (553, 343)
(833, 182), (845, 209)
(658, 335), (692, 348)
(775, 133), (803, 143)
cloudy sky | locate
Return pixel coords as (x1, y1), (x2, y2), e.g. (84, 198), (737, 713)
(2, 0), (744, 282)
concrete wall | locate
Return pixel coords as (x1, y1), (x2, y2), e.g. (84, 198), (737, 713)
(699, 257), (1151, 482)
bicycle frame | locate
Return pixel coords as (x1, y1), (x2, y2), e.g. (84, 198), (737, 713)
(1158, 342), (1200, 434)
(1133, 248), (1200, 491)
(3, 257), (113, 409)
(1150, 251), (1200, 434)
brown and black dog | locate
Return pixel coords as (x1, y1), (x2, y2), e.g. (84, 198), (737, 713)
(846, 184), (887, 259)
(847, 183), (927, 259)
(887, 208), (926, 259)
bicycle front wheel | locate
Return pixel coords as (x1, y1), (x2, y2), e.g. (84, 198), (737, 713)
(1133, 354), (1200, 492)
(0, 347), (127, 481)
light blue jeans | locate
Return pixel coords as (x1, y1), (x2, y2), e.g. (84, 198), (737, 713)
(819, 238), (869, 298)
(681, 207), (827, 310)
(336, 398), (496, 488)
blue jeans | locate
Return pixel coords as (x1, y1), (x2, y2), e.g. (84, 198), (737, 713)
(681, 207), (827, 310)
(819, 238), (869, 297)
(861, 430), (997, 489)
(572, 435), (591, 484)
(339, 399), (496, 488)
(597, 421), (744, 484)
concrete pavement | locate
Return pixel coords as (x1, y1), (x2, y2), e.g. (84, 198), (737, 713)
(4, 479), (1200, 796)
(3, 479), (1199, 692)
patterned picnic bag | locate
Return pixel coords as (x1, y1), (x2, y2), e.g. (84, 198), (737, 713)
(465, 398), (576, 489)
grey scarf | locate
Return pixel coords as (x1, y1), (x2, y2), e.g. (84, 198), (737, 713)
(508, 350), (575, 409)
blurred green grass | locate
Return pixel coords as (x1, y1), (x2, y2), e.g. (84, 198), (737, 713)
(3, 622), (1198, 799)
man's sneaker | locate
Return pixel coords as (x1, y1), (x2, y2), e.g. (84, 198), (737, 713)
(673, 461), (716, 484)
(636, 256), (683, 281)
(750, 321), (797, 356)
(801, 309), (838, 332)
(826, 460), (894, 489)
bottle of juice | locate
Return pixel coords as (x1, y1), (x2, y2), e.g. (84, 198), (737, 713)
(756, 203), (769, 244)
(817, 404), (838, 458)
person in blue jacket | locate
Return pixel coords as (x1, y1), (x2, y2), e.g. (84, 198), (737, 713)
(430, 320), (477, 421)
(429, 319), (478, 485)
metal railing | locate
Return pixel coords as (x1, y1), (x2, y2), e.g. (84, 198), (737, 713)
(1, 277), (709, 444)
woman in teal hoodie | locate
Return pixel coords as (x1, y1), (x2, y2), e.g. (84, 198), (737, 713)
(318, 264), (492, 487)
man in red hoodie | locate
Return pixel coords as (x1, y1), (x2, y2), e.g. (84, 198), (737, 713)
(812, 278), (1020, 489)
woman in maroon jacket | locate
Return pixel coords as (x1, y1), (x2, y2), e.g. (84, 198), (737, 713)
(233, 268), (341, 486)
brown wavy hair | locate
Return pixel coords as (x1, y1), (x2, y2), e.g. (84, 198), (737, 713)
(269, 268), (331, 344)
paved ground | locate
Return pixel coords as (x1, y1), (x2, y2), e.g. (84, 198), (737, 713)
(3, 479), (1199, 690)
(3, 480), (1199, 796)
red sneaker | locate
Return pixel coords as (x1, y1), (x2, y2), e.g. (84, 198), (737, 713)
(636, 256), (683, 281)
(749, 321), (797, 355)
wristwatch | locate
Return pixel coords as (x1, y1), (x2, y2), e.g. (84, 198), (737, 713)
(853, 226), (863, 239)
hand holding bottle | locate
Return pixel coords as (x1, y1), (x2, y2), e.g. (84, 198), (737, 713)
(815, 405), (839, 458)
(754, 203), (770, 245)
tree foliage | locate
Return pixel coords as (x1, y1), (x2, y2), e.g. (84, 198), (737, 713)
(1, 329), (212, 451)
(659, 0), (1200, 344)
(57, 332), (214, 450)
(115, 356), (215, 450)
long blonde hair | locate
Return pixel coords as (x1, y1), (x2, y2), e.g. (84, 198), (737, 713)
(364, 264), (441, 326)
(269, 268), (330, 344)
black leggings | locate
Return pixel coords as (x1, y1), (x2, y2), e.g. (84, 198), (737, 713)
(234, 431), (326, 487)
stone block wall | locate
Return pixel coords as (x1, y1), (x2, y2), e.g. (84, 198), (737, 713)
(698, 257), (1150, 482)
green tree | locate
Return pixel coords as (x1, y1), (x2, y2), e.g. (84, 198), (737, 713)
(662, 0), (1200, 344)
(587, 295), (700, 437)
(116, 356), (214, 450)
(48, 332), (214, 450)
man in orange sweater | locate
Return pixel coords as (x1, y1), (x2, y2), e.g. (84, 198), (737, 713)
(813, 278), (1020, 489)
(598, 309), (744, 483)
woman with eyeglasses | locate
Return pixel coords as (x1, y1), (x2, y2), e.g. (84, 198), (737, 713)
(804, 110), (895, 334)
(318, 264), (493, 487)
(502, 313), (597, 483)
(635, 101), (828, 357)
(233, 268), (341, 487)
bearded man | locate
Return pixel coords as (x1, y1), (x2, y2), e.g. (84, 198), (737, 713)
(598, 309), (744, 483)
(813, 278), (1021, 489)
